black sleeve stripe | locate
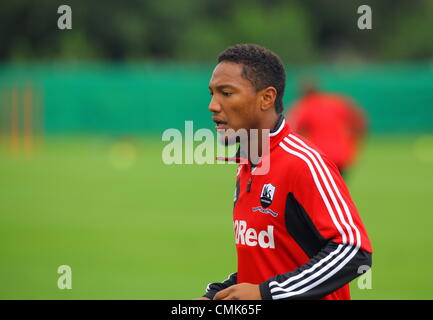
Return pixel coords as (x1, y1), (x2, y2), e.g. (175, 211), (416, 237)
(260, 241), (371, 300)
(270, 242), (355, 298)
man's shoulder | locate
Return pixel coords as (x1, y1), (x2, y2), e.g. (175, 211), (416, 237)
(274, 132), (331, 175)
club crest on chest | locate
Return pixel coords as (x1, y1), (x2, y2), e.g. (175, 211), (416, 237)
(260, 183), (276, 208)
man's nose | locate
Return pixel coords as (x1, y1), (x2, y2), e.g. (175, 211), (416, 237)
(208, 96), (221, 113)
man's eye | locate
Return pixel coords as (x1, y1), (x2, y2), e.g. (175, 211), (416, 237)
(222, 92), (232, 97)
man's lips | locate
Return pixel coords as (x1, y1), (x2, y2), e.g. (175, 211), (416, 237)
(215, 123), (228, 130)
(212, 118), (228, 130)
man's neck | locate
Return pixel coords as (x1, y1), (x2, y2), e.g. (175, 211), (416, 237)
(247, 113), (281, 165)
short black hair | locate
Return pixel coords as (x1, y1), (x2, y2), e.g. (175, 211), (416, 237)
(217, 44), (286, 114)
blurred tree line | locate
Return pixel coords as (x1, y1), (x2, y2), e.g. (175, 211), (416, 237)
(0, 0), (432, 63)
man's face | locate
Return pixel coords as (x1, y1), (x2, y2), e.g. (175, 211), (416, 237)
(208, 61), (261, 144)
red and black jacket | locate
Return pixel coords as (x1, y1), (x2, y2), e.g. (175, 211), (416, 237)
(204, 115), (372, 300)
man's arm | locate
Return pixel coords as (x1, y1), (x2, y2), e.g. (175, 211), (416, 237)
(265, 136), (373, 300)
(212, 241), (371, 300)
(259, 241), (371, 299)
(202, 272), (238, 299)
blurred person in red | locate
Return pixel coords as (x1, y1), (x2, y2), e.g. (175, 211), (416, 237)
(286, 78), (367, 177)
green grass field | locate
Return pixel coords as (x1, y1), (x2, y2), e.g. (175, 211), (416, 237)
(1, 135), (432, 299)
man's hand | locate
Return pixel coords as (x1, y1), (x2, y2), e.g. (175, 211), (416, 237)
(213, 283), (261, 300)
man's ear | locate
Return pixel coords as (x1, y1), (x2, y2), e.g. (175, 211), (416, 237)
(260, 87), (277, 111)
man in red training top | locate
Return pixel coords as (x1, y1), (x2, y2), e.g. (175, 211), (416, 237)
(286, 78), (367, 177)
(198, 44), (372, 300)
